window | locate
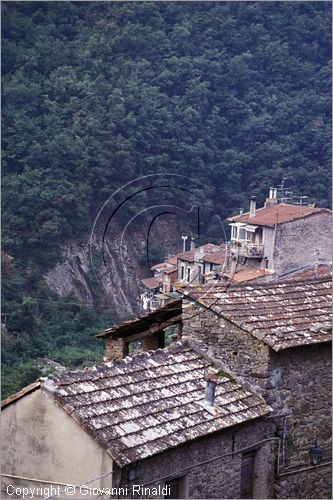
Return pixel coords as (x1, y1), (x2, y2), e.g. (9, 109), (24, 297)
(240, 451), (255, 499)
(181, 265), (184, 280)
(187, 267), (191, 282)
(165, 477), (183, 499)
(209, 263), (213, 272)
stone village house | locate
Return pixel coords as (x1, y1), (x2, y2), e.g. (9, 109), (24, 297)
(227, 189), (331, 278)
(140, 190), (332, 311)
(2, 275), (331, 499)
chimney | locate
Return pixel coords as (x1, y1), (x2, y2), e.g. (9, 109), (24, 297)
(265, 187), (278, 208)
(181, 235), (188, 253)
(239, 208), (244, 215)
(205, 372), (218, 406)
(190, 237), (196, 250)
(249, 196), (256, 218)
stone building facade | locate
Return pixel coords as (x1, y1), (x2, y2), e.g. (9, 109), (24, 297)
(180, 276), (332, 498)
(112, 420), (276, 499)
(228, 191), (332, 277)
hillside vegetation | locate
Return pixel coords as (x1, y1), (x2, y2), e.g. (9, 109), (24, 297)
(1, 1), (331, 397)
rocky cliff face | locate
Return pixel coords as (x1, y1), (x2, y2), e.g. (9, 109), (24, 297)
(44, 219), (183, 323)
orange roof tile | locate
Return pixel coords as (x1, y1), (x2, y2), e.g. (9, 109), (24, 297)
(203, 249), (230, 265)
(228, 204), (331, 227)
(224, 268), (273, 283)
(141, 277), (162, 289)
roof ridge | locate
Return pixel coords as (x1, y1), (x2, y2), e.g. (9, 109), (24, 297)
(43, 342), (192, 385)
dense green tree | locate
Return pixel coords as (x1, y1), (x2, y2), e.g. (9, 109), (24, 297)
(1, 1), (331, 398)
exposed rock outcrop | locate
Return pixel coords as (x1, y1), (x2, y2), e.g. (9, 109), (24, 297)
(44, 219), (183, 322)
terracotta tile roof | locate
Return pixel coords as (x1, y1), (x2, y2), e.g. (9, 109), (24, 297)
(228, 204), (331, 227)
(203, 250), (229, 265)
(151, 262), (166, 271)
(96, 300), (182, 339)
(41, 343), (271, 467)
(141, 277), (161, 290)
(179, 277), (332, 352)
(1, 381), (40, 409)
(281, 265), (331, 281)
(163, 267), (177, 274)
(178, 243), (222, 263)
(177, 249), (195, 262)
(224, 269), (274, 283)
(166, 256), (178, 266)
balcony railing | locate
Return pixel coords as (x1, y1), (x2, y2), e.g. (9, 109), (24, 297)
(231, 241), (264, 258)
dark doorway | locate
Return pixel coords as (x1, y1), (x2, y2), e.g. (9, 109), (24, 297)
(165, 477), (182, 499)
(240, 451), (255, 498)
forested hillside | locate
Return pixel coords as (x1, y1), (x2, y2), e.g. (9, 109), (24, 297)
(2, 1), (331, 397)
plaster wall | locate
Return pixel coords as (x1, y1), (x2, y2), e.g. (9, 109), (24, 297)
(1, 389), (113, 499)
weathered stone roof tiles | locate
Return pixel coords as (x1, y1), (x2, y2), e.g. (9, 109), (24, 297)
(181, 277), (332, 351)
(41, 343), (271, 467)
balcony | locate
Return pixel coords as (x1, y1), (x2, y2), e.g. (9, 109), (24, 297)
(231, 240), (264, 258)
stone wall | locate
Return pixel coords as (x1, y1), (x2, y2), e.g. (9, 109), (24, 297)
(104, 337), (128, 361)
(274, 213), (332, 275)
(181, 301), (332, 498)
(181, 301), (271, 397)
(268, 344), (332, 468)
(113, 419), (276, 499)
(274, 463), (332, 499)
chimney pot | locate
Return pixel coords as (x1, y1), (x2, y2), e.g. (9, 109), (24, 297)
(249, 196), (256, 218)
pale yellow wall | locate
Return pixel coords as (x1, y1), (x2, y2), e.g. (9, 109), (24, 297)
(1, 389), (113, 499)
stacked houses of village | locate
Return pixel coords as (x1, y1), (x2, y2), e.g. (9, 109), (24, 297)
(2, 189), (332, 499)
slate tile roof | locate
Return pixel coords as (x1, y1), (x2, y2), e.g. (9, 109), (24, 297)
(228, 203), (331, 227)
(41, 343), (271, 467)
(179, 276), (332, 351)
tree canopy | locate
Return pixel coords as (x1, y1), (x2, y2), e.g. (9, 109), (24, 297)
(1, 1), (331, 398)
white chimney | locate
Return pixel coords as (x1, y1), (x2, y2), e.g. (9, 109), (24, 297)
(249, 196), (256, 218)
(265, 187), (278, 208)
(190, 237), (196, 250)
(239, 208), (244, 215)
(181, 235), (188, 253)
